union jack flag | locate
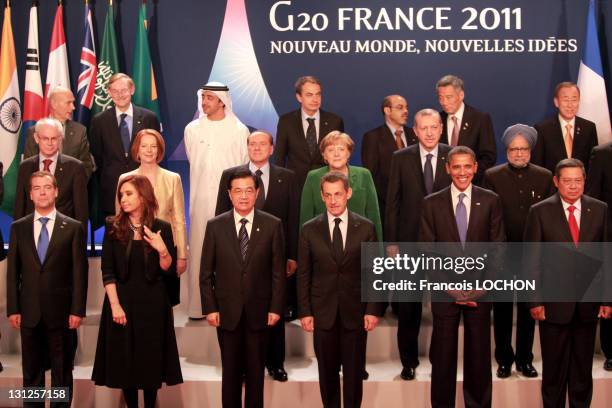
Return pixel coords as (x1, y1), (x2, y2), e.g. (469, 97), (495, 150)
(75, 3), (97, 125)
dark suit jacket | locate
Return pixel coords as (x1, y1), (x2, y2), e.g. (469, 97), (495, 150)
(297, 211), (384, 330)
(215, 163), (299, 260)
(89, 105), (160, 214)
(385, 143), (452, 242)
(101, 218), (179, 306)
(586, 141), (612, 224)
(533, 116), (598, 173)
(361, 124), (418, 213)
(273, 109), (344, 188)
(14, 154), (88, 228)
(523, 194), (609, 324)
(201, 210), (286, 331)
(483, 163), (554, 242)
(6, 212), (88, 328)
(440, 104), (497, 183)
(24, 120), (94, 178)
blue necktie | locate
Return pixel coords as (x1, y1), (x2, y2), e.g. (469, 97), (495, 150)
(119, 113), (131, 155)
(37, 217), (50, 262)
(455, 193), (468, 247)
(424, 153), (434, 195)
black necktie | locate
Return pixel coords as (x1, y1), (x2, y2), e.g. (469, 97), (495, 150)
(306, 117), (317, 158)
(254, 169), (265, 209)
(239, 218), (249, 260)
(424, 153), (434, 195)
(119, 113), (131, 155)
(332, 217), (343, 262)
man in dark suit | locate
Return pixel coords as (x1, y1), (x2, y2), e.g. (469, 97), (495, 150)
(23, 86), (94, 178)
(215, 130), (298, 382)
(201, 168), (285, 408)
(483, 124), (554, 379)
(533, 82), (598, 173)
(420, 146), (505, 408)
(586, 141), (612, 371)
(525, 158), (611, 408)
(298, 171), (384, 408)
(362, 94), (417, 224)
(89, 73), (160, 216)
(273, 75), (344, 190)
(7, 171), (88, 407)
(437, 74), (497, 184)
(14, 118), (88, 229)
(385, 108), (451, 380)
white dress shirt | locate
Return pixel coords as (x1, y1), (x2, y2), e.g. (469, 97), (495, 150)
(558, 115), (576, 139)
(234, 209), (254, 237)
(249, 162), (270, 199)
(419, 144), (439, 179)
(38, 151), (60, 174)
(301, 109), (321, 141)
(33, 209), (57, 247)
(446, 103), (466, 139)
(450, 183), (472, 223)
(115, 103), (134, 138)
(561, 197), (581, 227)
(386, 122), (408, 147)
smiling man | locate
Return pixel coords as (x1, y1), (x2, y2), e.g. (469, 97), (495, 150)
(201, 168), (285, 408)
(533, 82), (599, 173)
(419, 145), (505, 408)
(274, 76), (344, 190)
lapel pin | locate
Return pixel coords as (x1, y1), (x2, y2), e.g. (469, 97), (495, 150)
(587, 208), (591, 212)
(278, 179), (282, 183)
(475, 202), (481, 206)
(256, 227), (260, 232)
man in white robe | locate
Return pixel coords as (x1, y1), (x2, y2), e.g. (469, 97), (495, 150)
(184, 82), (249, 318)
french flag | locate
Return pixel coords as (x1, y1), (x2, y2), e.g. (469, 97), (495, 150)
(577, 0), (612, 144)
(44, 3), (70, 113)
(75, 3), (97, 125)
(23, 0), (43, 133)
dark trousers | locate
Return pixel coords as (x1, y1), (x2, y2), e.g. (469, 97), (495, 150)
(217, 313), (268, 408)
(539, 315), (597, 408)
(21, 322), (74, 408)
(265, 319), (285, 370)
(599, 318), (612, 359)
(493, 302), (535, 366)
(313, 312), (367, 408)
(430, 302), (492, 408)
(397, 301), (422, 369)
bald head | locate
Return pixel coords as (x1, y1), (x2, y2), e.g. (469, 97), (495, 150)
(48, 86), (75, 123)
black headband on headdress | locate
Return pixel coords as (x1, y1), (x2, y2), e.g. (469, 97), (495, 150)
(201, 84), (229, 92)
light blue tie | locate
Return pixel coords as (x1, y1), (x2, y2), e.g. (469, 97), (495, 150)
(456, 193), (468, 246)
(37, 217), (50, 262)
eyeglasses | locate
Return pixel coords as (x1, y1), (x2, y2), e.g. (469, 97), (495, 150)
(508, 147), (530, 153)
(108, 88), (131, 96)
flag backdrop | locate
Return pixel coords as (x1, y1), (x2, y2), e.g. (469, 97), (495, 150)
(22, 1), (44, 137)
(91, 0), (119, 116)
(75, 1), (97, 125)
(44, 2), (70, 114)
(132, 1), (161, 119)
(0, 3), (22, 215)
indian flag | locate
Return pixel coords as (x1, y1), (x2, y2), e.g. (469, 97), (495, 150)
(0, 3), (22, 215)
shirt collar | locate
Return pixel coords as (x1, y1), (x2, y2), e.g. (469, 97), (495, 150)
(34, 209), (57, 222)
(301, 109), (320, 122)
(449, 103), (465, 120)
(419, 143), (439, 158)
(39, 151), (60, 162)
(233, 208), (255, 225)
(386, 121), (403, 136)
(327, 208), (348, 224)
(249, 161), (270, 175)
(116, 104), (134, 119)
(450, 182), (472, 201)
(558, 114), (576, 129)
(561, 197), (581, 212)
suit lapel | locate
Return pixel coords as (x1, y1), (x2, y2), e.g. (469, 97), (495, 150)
(319, 213), (334, 259)
(223, 212), (244, 265)
(408, 149), (427, 194)
(577, 197), (593, 243)
(573, 118), (584, 153)
(341, 212), (361, 265)
(552, 119), (568, 160)
(25, 215), (41, 267)
(466, 187), (481, 241)
(458, 106), (473, 145)
(433, 148), (449, 190)
(444, 188), (462, 242)
(264, 165), (280, 207)
(245, 211), (263, 265)
(552, 194), (574, 243)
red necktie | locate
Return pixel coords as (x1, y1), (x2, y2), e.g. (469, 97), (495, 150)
(568, 205), (579, 246)
(42, 159), (52, 172)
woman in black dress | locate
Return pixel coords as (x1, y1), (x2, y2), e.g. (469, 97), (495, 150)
(92, 175), (182, 407)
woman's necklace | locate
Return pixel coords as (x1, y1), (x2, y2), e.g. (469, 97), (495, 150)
(128, 220), (143, 234)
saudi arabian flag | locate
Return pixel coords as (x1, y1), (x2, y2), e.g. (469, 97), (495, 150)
(132, 2), (161, 119)
(91, 1), (119, 116)
(0, 3), (22, 215)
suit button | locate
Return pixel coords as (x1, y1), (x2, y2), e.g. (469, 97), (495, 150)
(519, 190), (523, 194)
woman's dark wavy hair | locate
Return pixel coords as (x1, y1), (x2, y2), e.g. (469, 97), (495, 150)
(109, 175), (159, 242)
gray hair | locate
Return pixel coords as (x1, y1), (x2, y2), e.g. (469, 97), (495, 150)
(34, 117), (64, 138)
(436, 74), (464, 91)
(414, 108), (442, 127)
